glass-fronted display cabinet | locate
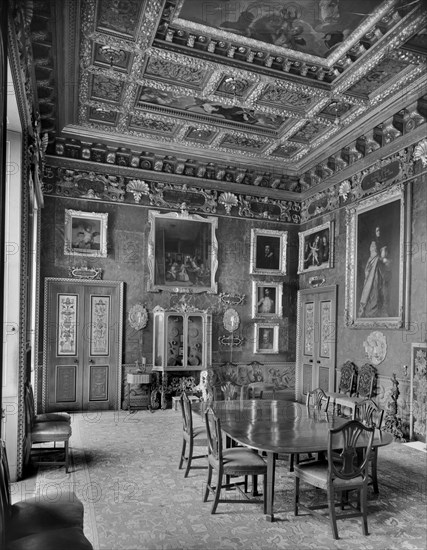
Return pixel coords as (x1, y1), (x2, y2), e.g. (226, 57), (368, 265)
(152, 306), (212, 372)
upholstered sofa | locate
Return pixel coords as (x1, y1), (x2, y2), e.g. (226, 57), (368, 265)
(1, 441), (93, 550)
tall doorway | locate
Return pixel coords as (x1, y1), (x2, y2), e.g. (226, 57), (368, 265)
(43, 278), (123, 412)
(295, 285), (337, 402)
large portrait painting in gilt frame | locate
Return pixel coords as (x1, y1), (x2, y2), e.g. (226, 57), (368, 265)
(345, 184), (407, 329)
(147, 210), (218, 293)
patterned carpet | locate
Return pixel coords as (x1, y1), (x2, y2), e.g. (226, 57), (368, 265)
(19, 409), (427, 550)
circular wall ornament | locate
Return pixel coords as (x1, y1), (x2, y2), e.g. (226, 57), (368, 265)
(128, 304), (148, 331)
(223, 308), (240, 333)
(363, 331), (387, 366)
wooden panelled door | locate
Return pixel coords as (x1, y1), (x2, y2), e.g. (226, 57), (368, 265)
(296, 285), (337, 402)
(44, 278), (123, 412)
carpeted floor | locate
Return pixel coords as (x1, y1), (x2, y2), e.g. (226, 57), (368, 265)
(12, 409), (427, 550)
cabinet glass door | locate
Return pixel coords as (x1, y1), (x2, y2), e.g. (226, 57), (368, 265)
(187, 315), (203, 368)
(167, 314), (184, 367)
(153, 310), (164, 367)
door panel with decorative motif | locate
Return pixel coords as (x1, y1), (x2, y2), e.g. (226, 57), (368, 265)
(296, 286), (336, 402)
(44, 279), (123, 412)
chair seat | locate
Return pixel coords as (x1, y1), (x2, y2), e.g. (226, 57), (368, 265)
(35, 412), (71, 423)
(192, 425), (207, 440)
(6, 527), (94, 550)
(294, 461), (364, 489)
(221, 447), (267, 474)
(31, 421), (72, 442)
(8, 493), (84, 541)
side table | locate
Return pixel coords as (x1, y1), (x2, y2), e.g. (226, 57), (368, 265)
(127, 373), (152, 412)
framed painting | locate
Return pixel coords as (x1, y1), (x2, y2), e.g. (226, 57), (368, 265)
(64, 210), (108, 257)
(410, 343), (427, 441)
(298, 221), (334, 274)
(344, 184), (407, 328)
(254, 323), (279, 354)
(251, 281), (283, 319)
(250, 228), (287, 275)
(147, 210), (218, 293)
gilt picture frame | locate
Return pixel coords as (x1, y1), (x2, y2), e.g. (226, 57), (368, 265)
(344, 184), (407, 329)
(298, 221), (334, 274)
(64, 209), (108, 257)
(250, 228), (287, 275)
(251, 281), (283, 319)
(254, 322), (279, 354)
(147, 210), (218, 293)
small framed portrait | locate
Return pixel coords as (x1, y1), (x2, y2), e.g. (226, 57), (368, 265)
(298, 221), (334, 274)
(345, 184), (407, 328)
(250, 228), (287, 275)
(254, 323), (279, 354)
(410, 342), (427, 440)
(64, 210), (108, 257)
(251, 281), (283, 319)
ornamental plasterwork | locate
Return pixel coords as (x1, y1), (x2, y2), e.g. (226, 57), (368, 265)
(144, 57), (207, 86)
(300, 147), (413, 222)
(363, 331), (387, 366)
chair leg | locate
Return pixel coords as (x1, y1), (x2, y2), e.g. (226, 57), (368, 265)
(203, 464), (212, 502)
(361, 486), (369, 536)
(294, 476), (299, 516)
(327, 487), (339, 540)
(178, 439), (187, 470)
(263, 473), (267, 514)
(211, 471), (222, 514)
(65, 441), (69, 474)
(184, 440), (193, 478)
(371, 450), (379, 494)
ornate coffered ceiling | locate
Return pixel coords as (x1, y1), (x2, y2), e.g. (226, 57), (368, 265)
(16, 0), (427, 197)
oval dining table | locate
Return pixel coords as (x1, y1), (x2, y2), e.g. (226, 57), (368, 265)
(196, 399), (393, 522)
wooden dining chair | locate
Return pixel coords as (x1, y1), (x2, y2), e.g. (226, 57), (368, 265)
(306, 388), (330, 411)
(353, 398), (384, 494)
(24, 386), (72, 473)
(294, 420), (375, 540)
(203, 408), (267, 514)
(25, 382), (71, 424)
(327, 361), (357, 415)
(178, 392), (208, 478)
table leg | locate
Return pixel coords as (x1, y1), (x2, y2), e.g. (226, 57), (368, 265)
(265, 451), (276, 522)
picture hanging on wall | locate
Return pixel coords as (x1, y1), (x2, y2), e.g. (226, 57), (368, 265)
(251, 281), (283, 319)
(254, 322), (279, 354)
(344, 184), (407, 329)
(250, 228), (287, 275)
(64, 210), (108, 257)
(147, 210), (218, 293)
(298, 221), (334, 274)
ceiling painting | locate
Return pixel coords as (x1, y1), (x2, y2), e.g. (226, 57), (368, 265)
(175, 0), (384, 58)
(135, 85), (287, 130)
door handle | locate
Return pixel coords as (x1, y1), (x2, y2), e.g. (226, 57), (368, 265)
(317, 360), (321, 364)
(89, 359), (94, 364)
(74, 359), (79, 364)
(308, 359), (313, 363)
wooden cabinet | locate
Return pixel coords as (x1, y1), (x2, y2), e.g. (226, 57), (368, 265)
(152, 306), (212, 372)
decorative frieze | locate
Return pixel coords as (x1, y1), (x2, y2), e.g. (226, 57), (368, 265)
(42, 164), (301, 223)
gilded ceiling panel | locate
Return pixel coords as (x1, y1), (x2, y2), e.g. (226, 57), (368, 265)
(95, 0), (144, 38)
